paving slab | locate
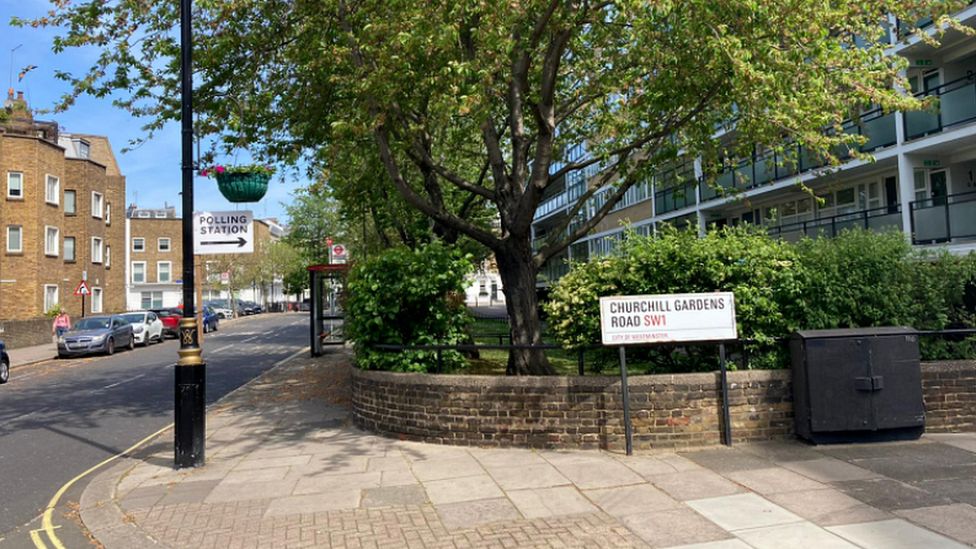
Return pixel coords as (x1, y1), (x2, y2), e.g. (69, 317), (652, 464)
(827, 518), (970, 549)
(835, 477), (954, 511)
(484, 462), (571, 490)
(926, 433), (976, 454)
(361, 484), (428, 508)
(735, 521), (860, 549)
(507, 486), (598, 518)
(616, 455), (692, 478)
(666, 540), (752, 549)
(895, 503), (976, 545)
(548, 457), (646, 490)
(205, 478), (298, 504)
(682, 448), (774, 473)
(909, 477), (976, 506)
(424, 474), (503, 504)
(585, 483), (681, 517)
(221, 465), (291, 484)
(737, 440), (823, 463)
(647, 469), (743, 501)
(779, 457), (881, 483)
(434, 497), (522, 530)
(766, 488), (891, 526)
(724, 467), (827, 495)
(686, 493), (803, 531)
(155, 479), (222, 506)
(411, 455), (485, 482)
(470, 448), (549, 468)
(291, 470), (381, 495)
(620, 507), (733, 547)
(264, 490), (361, 517)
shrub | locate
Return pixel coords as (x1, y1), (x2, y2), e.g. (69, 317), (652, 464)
(545, 225), (806, 371)
(344, 241), (473, 372)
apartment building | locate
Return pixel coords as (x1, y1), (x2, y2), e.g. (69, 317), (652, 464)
(533, 9), (976, 285)
(0, 90), (126, 340)
(124, 206), (286, 310)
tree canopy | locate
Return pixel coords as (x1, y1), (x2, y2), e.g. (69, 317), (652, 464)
(19, 0), (969, 373)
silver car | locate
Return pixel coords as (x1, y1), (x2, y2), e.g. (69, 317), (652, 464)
(58, 315), (135, 358)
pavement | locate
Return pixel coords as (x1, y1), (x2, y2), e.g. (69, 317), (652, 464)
(79, 348), (976, 549)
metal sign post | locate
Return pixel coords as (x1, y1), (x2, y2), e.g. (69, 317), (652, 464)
(601, 292), (739, 454)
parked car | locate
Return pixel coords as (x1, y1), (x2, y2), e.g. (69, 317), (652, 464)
(151, 308), (183, 338)
(58, 315), (135, 358)
(202, 306), (219, 333)
(205, 300), (233, 319)
(0, 340), (9, 384)
(120, 311), (164, 346)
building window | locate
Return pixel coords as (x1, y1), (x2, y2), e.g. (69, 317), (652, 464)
(137, 211), (150, 218)
(132, 238), (145, 252)
(91, 192), (104, 218)
(91, 237), (104, 263)
(64, 190), (77, 215)
(45, 226), (60, 256)
(105, 246), (111, 268)
(158, 238), (171, 252)
(105, 203), (111, 225)
(132, 262), (146, 283)
(154, 211), (167, 218)
(140, 291), (163, 309)
(44, 285), (59, 314)
(74, 139), (90, 159)
(91, 287), (103, 313)
(64, 237), (76, 262)
(7, 172), (23, 199)
(157, 261), (172, 283)
(7, 226), (22, 253)
(45, 175), (60, 205)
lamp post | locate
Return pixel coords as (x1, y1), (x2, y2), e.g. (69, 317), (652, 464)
(175, 0), (206, 469)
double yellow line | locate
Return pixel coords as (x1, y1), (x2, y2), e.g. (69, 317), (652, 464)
(30, 424), (174, 549)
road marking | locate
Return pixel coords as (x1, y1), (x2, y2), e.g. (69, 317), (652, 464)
(101, 373), (148, 390)
(35, 424), (173, 549)
(211, 345), (233, 353)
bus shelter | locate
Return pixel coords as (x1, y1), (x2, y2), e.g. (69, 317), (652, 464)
(308, 263), (348, 356)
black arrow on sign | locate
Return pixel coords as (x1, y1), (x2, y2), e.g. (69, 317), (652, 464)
(201, 237), (247, 247)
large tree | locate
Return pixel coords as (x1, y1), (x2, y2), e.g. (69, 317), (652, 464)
(19, 0), (966, 374)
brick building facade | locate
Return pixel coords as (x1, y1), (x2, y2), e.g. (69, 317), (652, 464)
(0, 90), (126, 345)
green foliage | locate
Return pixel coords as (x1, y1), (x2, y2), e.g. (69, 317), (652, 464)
(546, 226), (805, 371)
(345, 242), (473, 372)
(546, 228), (976, 371)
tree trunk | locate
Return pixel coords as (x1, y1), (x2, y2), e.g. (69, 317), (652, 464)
(496, 242), (555, 375)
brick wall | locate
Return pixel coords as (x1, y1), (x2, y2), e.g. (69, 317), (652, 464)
(921, 361), (976, 432)
(0, 317), (55, 349)
(351, 362), (976, 451)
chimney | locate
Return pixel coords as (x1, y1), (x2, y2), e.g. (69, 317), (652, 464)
(16, 91), (24, 101)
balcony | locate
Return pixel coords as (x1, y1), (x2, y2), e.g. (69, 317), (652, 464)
(765, 205), (903, 242)
(654, 180), (697, 215)
(911, 191), (976, 244)
(534, 192), (569, 221)
(701, 108), (896, 202)
(905, 73), (976, 140)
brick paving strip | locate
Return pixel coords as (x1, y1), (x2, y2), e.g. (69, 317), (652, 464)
(81, 349), (976, 548)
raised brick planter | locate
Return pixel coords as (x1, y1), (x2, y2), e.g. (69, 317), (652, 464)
(351, 361), (976, 451)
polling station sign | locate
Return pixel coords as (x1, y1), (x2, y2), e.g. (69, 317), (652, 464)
(599, 292), (737, 345)
(193, 210), (254, 254)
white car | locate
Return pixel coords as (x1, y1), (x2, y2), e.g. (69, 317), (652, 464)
(120, 311), (164, 346)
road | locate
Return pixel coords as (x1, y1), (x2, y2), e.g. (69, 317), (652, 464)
(0, 312), (309, 548)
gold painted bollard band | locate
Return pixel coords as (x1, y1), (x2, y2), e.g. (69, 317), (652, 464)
(177, 316), (203, 366)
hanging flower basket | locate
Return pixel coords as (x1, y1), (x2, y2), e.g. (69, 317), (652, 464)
(200, 164), (274, 203)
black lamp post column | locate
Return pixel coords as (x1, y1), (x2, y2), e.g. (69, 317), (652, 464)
(175, 0), (206, 469)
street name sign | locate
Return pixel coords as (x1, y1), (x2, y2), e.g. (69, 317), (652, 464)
(599, 292), (737, 345)
(193, 210), (254, 254)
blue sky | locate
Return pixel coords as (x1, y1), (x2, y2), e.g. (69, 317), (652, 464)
(2, 3), (312, 223)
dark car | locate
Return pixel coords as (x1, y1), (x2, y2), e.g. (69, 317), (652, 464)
(0, 340), (9, 384)
(202, 306), (219, 333)
(151, 308), (183, 338)
(58, 315), (135, 358)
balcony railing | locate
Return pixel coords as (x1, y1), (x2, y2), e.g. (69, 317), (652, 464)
(905, 73), (976, 140)
(910, 191), (976, 244)
(534, 191), (569, 221)
(701, 108), (896, 202)
(654, 180), (698, 215)
(765, 205), (903, 242)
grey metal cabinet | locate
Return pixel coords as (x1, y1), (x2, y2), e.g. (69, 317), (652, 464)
(790, 327), (924, 444)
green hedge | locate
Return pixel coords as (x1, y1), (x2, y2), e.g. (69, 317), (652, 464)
(545, 227), (976, 370)
(344, 242), (473, 372)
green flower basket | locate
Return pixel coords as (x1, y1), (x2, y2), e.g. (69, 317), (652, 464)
(215, 171), (270, 203)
